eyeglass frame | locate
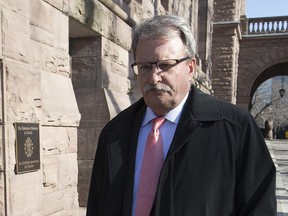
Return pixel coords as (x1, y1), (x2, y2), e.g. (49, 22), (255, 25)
(131, 56), (191, 75)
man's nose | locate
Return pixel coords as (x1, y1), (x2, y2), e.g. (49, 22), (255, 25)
(150, 63), (161, 73)
(148, 64), (162, 83)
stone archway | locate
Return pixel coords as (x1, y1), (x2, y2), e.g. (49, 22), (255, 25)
(248, 62), (288, 110)
(249, 72), (288, 139)
(237, 35), (288, 110)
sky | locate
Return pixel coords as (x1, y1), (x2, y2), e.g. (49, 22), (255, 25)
(246, 0), (288, 18)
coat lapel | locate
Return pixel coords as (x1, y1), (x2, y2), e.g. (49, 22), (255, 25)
(165, 87), (223, 159)
(165, 106), (200, 160)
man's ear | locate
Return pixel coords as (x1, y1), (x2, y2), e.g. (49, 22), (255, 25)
(188, 58), (196, 78)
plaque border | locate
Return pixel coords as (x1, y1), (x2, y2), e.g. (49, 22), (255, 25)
(14, 122), (40, 174)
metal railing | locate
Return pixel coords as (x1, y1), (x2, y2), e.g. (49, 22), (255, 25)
(245, 16), (288, 35)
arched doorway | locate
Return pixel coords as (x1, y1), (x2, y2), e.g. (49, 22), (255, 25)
(249, 63), (288, 139)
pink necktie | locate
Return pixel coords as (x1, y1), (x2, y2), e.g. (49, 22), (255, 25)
(135, 117), (165, 216)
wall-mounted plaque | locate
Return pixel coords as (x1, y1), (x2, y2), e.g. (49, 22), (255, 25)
(15, 123), (40, 174)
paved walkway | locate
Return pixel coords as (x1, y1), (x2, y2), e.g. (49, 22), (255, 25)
(266, 139), (288, 215)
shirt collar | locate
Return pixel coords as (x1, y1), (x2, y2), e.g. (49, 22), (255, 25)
(142, 93), (189, 126)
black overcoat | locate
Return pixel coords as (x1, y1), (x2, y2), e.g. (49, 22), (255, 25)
(87, 87), (276, 216)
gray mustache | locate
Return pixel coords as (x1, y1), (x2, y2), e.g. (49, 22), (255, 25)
(144, 83), (172, 92)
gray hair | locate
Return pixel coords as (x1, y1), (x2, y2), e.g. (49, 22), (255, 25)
(131, 15), (196, 60)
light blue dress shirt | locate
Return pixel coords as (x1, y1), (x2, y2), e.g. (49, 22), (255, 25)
(131, 93), (189, 216)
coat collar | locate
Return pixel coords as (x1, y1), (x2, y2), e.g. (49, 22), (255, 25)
(131, 86), (223, 122)
(155, 86), (224, 162)
(188, 86), (223, 122)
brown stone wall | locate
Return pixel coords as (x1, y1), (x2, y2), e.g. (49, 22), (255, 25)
(211, 0), (243, 103)
(198, 0), (214, 78)
(0, 0), (81, 215)
(211, 25), (240, 103)
(214, 0), (244, 21)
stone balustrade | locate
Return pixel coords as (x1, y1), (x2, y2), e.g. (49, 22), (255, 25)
(247, 16), (288, 35)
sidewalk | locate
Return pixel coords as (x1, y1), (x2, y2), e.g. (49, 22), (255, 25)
(266, 139), (288, 215)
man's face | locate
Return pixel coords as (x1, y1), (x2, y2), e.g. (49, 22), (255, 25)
(135, 36), (195, 116)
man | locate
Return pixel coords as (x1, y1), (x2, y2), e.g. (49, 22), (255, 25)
(87, 15), (276, 216)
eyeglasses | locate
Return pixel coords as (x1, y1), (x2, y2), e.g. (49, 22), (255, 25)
(131, 56), (191, 75)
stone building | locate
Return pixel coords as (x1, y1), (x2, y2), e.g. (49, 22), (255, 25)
(0, 0), (245, 215)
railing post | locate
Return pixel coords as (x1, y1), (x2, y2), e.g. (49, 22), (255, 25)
(275, 21), (279, 32)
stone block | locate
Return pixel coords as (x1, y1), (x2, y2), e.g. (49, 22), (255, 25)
(30, 0), (53, 32)
(63, 187), (79, 214)
(2, 0), (29, 17)
(74, 87), (107, 114)
(39, 153), (78, 215)
(8, 171), (43, 216)
(68, 0), (131, 51)
(42, 156), (58, 193)
(70, 37), (102, 57)
(30, 24), (53, 47)
(44, 49), (71, 76)
(28, 26), (69, 75)
(71, 57), (98, 89)
(53, 7), (69, 51)
(43, 190), (65, 215)
(101, 36), (131, 78)
(4, 60), (41, 124)
(41, 126), (77, 156)
(102, 68), (132, 94)
(2, 8), (30, 63)
(214, 0), (238, 21)
(57, 153), (78, 190)
(41, 71), (80, 126)
(43, 0), (63, 11)
(27, 39), (47, 69)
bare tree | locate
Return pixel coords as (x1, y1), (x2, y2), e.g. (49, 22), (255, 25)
(250, 76), (287, 138)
